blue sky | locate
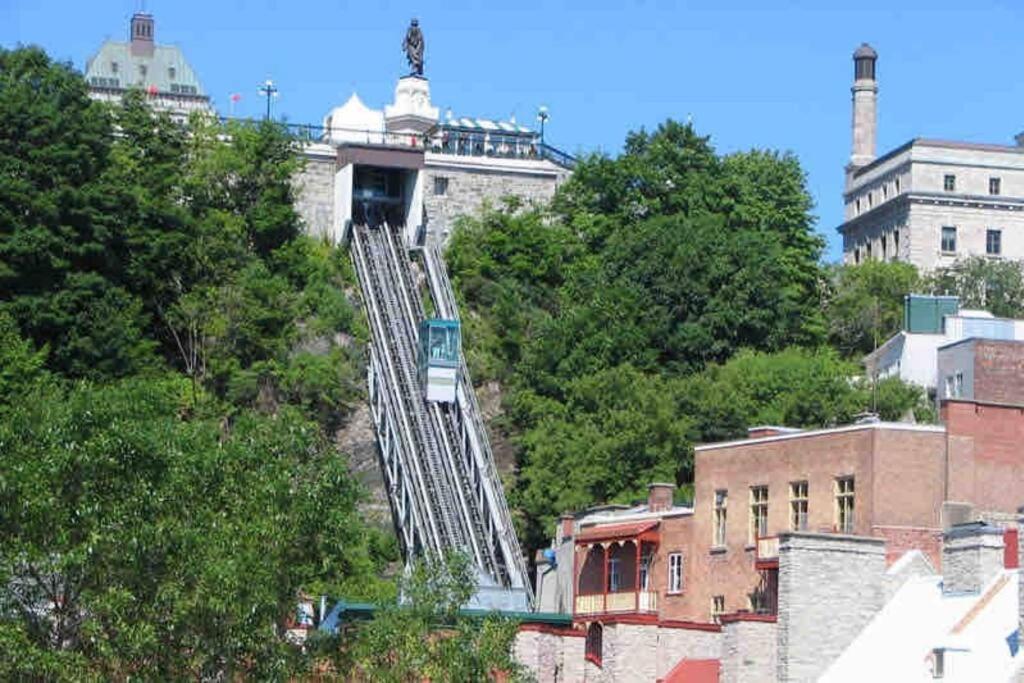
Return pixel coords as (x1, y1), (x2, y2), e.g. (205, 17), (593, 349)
(4, 0), (1024, 261)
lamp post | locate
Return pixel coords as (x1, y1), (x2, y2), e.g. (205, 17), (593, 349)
(537, 105), (549, 146)
(259, 79), (278, 120)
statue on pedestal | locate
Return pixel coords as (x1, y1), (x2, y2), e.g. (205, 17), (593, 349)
(402, 19), (425, 77)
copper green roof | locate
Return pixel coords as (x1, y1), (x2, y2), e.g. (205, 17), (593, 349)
(85, 40), (207, 98)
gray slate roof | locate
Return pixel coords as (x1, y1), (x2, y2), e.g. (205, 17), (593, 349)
(85, 41), (207, 97)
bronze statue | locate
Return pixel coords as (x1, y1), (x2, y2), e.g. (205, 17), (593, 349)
(402, 19), (424, 77)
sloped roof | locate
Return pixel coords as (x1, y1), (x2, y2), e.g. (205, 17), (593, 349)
(85, 41), (206, 96)
(576, 520), (659, 544)
(659, 658), (720, 683)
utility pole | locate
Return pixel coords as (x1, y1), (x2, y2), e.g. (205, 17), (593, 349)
(259, 79), (278, 120)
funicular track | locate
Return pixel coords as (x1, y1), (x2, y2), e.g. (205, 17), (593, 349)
(350, 221), (532, 609)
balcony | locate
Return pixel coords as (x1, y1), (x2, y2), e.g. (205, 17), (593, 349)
(755, 535), (779, 570)
(575, 590), (659, 616)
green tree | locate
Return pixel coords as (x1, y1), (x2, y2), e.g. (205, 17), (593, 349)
(0, 376), (391, 679)
(339, 554), (525, 682)
(824, 261), (920, 358)
(925, 256), (1024, 318)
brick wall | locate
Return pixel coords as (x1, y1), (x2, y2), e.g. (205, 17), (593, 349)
(944, 400), (1024, 513)
(719, 617), (777, 683)
(873, 525), (943, 569)
(973, 340), (1024, 405)
(776, 532), (887, 682)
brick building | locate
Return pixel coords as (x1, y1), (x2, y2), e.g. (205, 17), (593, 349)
(523, 339), (1024, 680)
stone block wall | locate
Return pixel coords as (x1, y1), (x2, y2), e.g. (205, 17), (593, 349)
(514, 626), (584, 683)
(776, 532), (887, 682)
(422, 165), (564, 244)
(293, 149), (336, 241)
(719, 617), (776, 683)
(942, 523), (1005, 594)
(654, 624), (722, 680)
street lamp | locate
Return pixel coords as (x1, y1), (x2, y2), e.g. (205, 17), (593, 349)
(259, 78), (279, 120)
(536, 105), (549, 146)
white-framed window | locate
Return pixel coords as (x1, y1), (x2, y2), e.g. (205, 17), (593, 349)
(955, 372), (964, 397)
(790, 481), (808, 531)
(835, 476), (855, 534)
(749, 485), (768, 544)
(667, 552), (683, 594)
(713, 489), (728, 547)
(607, 557), (620, 592)
(639, 553), (651, 591)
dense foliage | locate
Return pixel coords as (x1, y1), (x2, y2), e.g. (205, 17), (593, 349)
(0, 47), (408, 678)
(449, 122), (933, 548)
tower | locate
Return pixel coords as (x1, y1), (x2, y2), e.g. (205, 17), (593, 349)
(849, 43), (878, 170)
(129, 12), (155, 57)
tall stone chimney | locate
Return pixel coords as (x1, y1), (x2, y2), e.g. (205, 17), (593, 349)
(942, 521), (1004, 594)
(849, 43), (878, 170)
(647, 482), (676, 513)
(130, 12), (155, 57)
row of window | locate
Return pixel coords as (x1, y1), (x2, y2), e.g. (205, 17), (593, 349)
(943, 173), (1002, 196)
(109, 62), (178, 81)
(711, 477), (856, 547)
(853, 228), (901, 264)
(940, 226), (1002, 256)
(852, 173), (1007, 218)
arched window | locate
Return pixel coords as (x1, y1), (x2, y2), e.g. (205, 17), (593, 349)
(585, 622), (603, 667)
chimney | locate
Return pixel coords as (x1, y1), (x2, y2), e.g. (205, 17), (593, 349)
(849, 43), (878, 170)
(942, 521), (1004, 594)
(130, 12), (155, 57)
(647, 482), (676, 513)
(558, 514), (575, 542)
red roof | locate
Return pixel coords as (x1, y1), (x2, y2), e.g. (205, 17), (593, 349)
(575, 520), (659, 544)
(659, 658), (720, 683)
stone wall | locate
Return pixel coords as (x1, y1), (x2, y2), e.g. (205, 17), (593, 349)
(514, 626), (585, 683)
(776, 532), (887, 682)
(654, 624), (722, 680)
(294, 147), (336, 241)
(942, 522), (1004, 594)
(719, 617), (777, 683)
(422, 161), (565, 244)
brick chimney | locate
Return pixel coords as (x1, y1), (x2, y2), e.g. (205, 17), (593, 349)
(647, 482), (676, 513)
(942, 521), (1005, 594)
(130, 12), (155, 57)
(559, 514), (575, 542)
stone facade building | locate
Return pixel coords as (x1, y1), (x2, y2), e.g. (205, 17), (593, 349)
(838, 44), (1024, 270)
(84, 12), (212, 122)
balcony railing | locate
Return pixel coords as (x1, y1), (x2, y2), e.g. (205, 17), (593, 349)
(755, 535), (779, 569)
(574, 590), (658, 616)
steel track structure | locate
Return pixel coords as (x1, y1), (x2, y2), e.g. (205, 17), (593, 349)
(350, 222), (532, 610)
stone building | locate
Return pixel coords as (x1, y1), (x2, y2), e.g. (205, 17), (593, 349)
(84, 12), (212, 122)
(291, 76), (572, 247)
(838, 44), (1024, 270)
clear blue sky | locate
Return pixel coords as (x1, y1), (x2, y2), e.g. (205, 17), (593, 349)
(4, 0), (1024, 261)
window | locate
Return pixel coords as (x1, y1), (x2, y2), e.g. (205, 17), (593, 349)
(585, 623), (603, 667)
(139, 64), (147, 77)
(987, 229), (1002, 256)
(433, 176), (449, 196)
(943, 174), (956, 192)
(868, 192), (873, 208)
(855, 198), (861, 214)
(941, 226), (957, 254)
(168, 66), (176, 79)
(882, 184), (888, 199)
(711, 596), (726, 624)
(865, 241), (872, 260)
(989, 177), (1001, 195)
(790, 481), (808, 531)
(854, 247), (861, 265)
(749, 486), (768, 544)
(111, 61), (119, 74)
(894, 229), (900, 256)
(639, 553), (652, 590)
(895, 177), (901, 193)
(668, 552), (683, 594)
(607, 557), (621, 592)
(932, 648), (945, 678)
(835, 477), (855, 534)
(881, 234), (888, 259)
(713, 490), (728, 547)
(945, 375), (956, 399)
(955, 372), (964, 397)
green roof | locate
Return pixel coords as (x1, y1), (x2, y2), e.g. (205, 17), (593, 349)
(85, 41), (207, 98)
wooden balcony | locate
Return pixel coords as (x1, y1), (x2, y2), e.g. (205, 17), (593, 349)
(574, 590), (658, 616)
(755, 535), (779, 569)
